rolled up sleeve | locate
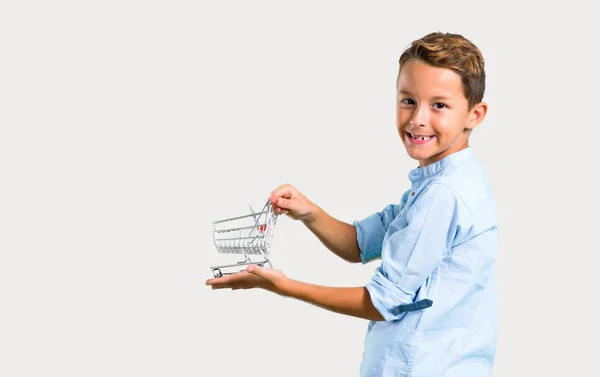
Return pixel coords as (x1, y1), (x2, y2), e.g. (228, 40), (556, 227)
(353, 203), (400, 264)
(365, 184), (461, 321)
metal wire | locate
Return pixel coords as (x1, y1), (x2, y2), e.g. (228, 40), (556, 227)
(212, 200), (278, 256)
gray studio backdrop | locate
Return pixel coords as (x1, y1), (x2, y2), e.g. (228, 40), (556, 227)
(1, 1), (597, 376)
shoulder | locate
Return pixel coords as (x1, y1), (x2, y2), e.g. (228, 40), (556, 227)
(432, 160), (494, 214)
(410, 182), (468, 218)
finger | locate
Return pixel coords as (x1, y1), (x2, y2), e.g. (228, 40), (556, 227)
(272, 196), (291, 210)
(206, 272), (244, 287)
(272, 203), (289, 215)
(269, 195), (284, 207)
(207, 271), (263, 289)
(270, 184), (295, 201)
(246, 264), (276, 280)
(209, 279), (236, 289)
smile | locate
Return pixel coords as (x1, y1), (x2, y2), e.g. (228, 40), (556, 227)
(405, 131), (436, 144)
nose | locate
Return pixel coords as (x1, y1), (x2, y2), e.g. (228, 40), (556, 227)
(409, 104), (428, 127)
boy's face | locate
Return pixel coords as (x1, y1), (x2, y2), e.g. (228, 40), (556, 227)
(396, 60), (487, 167)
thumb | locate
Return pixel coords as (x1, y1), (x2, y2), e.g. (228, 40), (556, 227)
(246, 264), (274, 279)
(270, 195), (292, 210)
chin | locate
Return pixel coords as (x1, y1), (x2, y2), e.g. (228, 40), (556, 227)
(405, 147), (434, 162)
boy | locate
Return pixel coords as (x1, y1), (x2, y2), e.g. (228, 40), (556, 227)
(206, 32), (497, 377)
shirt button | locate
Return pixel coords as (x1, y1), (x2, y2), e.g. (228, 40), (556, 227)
(411, 192), (415, 196)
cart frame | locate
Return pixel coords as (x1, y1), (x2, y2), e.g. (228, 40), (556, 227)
(210, 200), (278, 278)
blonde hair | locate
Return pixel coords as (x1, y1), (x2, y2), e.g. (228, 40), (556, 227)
(398, 32), (486, 109)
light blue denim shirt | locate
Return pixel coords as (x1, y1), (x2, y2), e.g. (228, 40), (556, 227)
(354, 148), (497, 377)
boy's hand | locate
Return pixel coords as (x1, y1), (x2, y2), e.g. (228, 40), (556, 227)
(205, 265), (288, 294)
(269, 184), (317, 222)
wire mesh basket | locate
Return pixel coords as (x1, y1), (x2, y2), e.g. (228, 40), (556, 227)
(210, 200), (278, 278)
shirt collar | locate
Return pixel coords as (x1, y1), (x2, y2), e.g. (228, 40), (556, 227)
(408, 147), (475, 183)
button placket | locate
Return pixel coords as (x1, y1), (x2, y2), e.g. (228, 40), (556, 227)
(412, 181), (421, 197)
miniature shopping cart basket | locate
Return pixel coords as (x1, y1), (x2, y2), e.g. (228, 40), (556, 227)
(210, 200), (278, 278)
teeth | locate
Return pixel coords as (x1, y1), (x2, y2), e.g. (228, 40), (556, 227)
(406, 131), (433, 141)
(409, 133), (431, 140)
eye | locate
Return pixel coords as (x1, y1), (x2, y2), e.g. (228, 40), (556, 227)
(433, 102), (447, 109)
(400, 98), (415, 106)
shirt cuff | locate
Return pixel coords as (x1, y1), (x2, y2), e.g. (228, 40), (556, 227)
(365, 267), (433, 321)
(353, 213), (385, 264)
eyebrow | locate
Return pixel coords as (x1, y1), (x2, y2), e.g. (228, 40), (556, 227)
(398, 90), (455, 101)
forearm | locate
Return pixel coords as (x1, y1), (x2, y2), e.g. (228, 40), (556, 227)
(279, 278), (384, 321)
(302, 205), (362, 263)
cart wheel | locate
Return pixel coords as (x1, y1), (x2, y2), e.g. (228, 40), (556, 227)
(213, 269), (223, 278)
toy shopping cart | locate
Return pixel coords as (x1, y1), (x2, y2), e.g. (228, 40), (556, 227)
(210, 200), (279, 278)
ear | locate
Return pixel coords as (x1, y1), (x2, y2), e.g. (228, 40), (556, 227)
(466, 102), (488, 130)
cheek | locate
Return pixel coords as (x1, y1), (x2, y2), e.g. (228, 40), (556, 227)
(396, 109), (411, 127)
(435, 111), (468, 132)
(433, 121), (447, 134)
(430, 114), (455, 136)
